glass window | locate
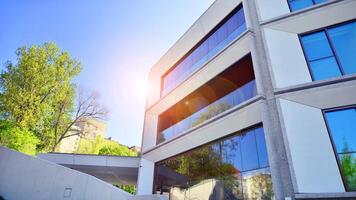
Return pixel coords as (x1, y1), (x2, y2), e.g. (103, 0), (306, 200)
(222, 135), (243, 171)
(289, 0), (314, 11)
(154, 126), (274, 199)
(255, 127), (269, 168)
(241, 131), (259, 171)
(325, 108), (356, 153)
(158, 55), (256, 144)
(300, 21), (356, 81)
(328, 22), (356, 75)
(161, 4), (246, 96)
(308, 57), (341, 80)
(314, 0), (327, 3)
(288, 0), (327, 12)
(325, 107), (356, 191)
(301, 31), (333, 61)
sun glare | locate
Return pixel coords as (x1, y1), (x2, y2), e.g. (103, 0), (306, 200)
(134, 79), (151, 98)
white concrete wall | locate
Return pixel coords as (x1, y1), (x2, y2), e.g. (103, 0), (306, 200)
(141, 114), (158, 153)
(136, 158), (154, 195)
(143, 100), (262, 162)
(255, 0), (290, 22)
(277, 78), (356, 110)
(0, 146), (131, 200)
(277, 99), (344, 193)
(261, 0), (356, 90)
(265, 0), (356, 33)
(263, 28), (312, 89)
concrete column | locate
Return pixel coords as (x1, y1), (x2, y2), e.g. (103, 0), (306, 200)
(137, 158), (155, 195)
(243, 0), (295, 199)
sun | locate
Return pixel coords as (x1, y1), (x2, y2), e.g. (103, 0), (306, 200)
(134, 79), (151, 98)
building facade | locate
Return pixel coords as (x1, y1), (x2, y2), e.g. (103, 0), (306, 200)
(59, 118), (107, 153)
(137, 0), (356, 199)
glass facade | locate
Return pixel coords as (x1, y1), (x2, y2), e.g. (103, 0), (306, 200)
(158, 55), (256, 144)
(325, 107), (356, 191)
(288, 0), (327, 11)
(161, 4), (246, 96)
(300, 21), (356, 81)
(158, 80), (257, 144)
(154, 126), (274, 200)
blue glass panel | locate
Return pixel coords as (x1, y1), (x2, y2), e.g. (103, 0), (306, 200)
(314, 0), (327, 3)
(338, 153), (356, 191)
(226, 13), (238, 35)
(301, 31), (334, 61)
(325, 108), (356, 153)
(255, 127), (269, 168)
(328, 22), (356, 75)
(222, 135), (243, 171)
(154, 126), (274, 198)
(309, 57), (341, 80)
(162, 7), (246, 96)
(289, 0), (314, 11)
(241, 130), (259, 171)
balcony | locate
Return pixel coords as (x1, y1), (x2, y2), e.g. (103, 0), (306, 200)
(161, 4), (246, 97)
(157, 54), (256, 144)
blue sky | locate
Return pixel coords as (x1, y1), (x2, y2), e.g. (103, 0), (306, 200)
(0, 0), (214, 146)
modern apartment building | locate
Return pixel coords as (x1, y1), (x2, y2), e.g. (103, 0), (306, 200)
(137, 0), (356, 199)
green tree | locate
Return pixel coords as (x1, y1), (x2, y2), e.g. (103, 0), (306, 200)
(52, 90), (107, 152)
(0, 42), (81, 151)
(98, 143), (137, 157)
(76, 135), (138, 157)
(0, 120), (39, 155)
(76, 135), (105, 154)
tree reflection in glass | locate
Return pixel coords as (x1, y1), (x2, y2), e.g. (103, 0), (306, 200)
(325, 108), (356, 191)
(339, 144), (356, 191)
(154, 126), (274, 199)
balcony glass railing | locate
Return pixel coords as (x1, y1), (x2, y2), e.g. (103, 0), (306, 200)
(158, 80), (257, 144)
(161, 5), (246, 96)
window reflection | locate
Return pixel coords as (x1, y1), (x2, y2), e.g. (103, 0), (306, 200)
(300, 21), (356, 81)
(288, 0), (327, 12)
(154, 126), (274, 200)
(328, 22), (356, 75)
(325, 107), (356, 191)
(161, 4), (246, 96)
(158, 55), (256, 144)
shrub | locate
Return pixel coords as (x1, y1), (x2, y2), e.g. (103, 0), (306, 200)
(0, 120), (39, 155)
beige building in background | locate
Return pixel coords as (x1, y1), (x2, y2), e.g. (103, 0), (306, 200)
(59, 118), (107, 153)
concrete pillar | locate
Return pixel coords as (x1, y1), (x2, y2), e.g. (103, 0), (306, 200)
(243, 0), (295, 199)
(136, 158), (155, 195)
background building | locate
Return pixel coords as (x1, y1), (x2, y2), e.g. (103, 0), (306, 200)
(138, 0), (356, 199)
(59, 118), (107, 153)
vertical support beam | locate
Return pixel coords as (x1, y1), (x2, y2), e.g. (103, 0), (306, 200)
(243, 0), (295, 199)
(136, 158), (155, 195)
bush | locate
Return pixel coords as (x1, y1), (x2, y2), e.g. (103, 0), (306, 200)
(77, 135), (138, 157)
(98, 144), (137, 157)
(114, 184), (136, 195)
(0, 120), (39, 155)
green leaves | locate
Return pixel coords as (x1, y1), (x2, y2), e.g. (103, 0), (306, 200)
(77, 135), (138, 157)
(0, 120), (39, 155)
(0, 42), (81, 152)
